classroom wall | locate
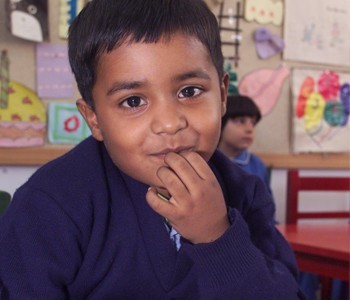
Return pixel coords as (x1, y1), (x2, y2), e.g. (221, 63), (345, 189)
(0, 0), (349, 224)
(1, 0), (349, 151)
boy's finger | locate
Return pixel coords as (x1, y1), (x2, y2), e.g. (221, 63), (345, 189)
(156, 166), (190, 203)
(164, 152), (211, 191)
(179, 151), (212, 180)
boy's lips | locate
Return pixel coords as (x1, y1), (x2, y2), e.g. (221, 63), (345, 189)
(150, 146), (195, 158)
(242, 136), (253, 143)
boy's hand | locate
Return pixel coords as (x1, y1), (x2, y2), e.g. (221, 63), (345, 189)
(146, 151), (230, 244)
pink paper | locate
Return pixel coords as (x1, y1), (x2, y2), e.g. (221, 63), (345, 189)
(238, 65), (290, 115)
(36, 43), (74, 99)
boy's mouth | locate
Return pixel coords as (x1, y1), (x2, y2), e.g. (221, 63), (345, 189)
(150, 146), (195, 159)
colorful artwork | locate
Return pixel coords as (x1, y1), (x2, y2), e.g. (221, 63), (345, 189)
(284, 0), (350, 67)
(48, 102), (90, 144)
(6, 0), (48, 42)
(36, 43), (74, 99)
(292, 69), (350, 152)
(244, 0), (283, 26)
(238, 65), (290, 115)
(0, 50), (46, 147)
(59, 0), (86, 39)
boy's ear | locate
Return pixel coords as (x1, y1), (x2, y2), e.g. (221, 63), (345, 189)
(220, 73), (230, 116)
(76, 99), (104, 141)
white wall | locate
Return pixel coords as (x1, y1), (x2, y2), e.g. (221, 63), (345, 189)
(0, 166), (39, 197)
(1, 166), (349, 224)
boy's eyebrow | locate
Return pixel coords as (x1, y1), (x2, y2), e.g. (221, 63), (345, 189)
(106, 69), (211, 96)
(173, 69), (211, 82)
(107, 81), (143, 96)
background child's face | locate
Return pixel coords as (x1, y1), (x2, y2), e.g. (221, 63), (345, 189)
(78, 33), (228, 189)
(220, 116), (256, 154)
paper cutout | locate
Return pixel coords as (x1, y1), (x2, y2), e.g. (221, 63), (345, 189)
(36, 43), (74, 99)
(6, 0), (48, 42)
(254, 27), (284, 59)
(244, 0), (283, 26)
(59, 0), (86, 39)
(0, 49), (46, 147)
(48, 102), (90, 144)
(0, 51), (10, 109)
(238, 65), (290, 115)
(283, 0), (350, 67)
(292, 69), (350, 153)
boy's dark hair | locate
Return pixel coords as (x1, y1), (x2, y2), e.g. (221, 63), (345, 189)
(221, 95), (262, 129)
(68, 0), (224, 107)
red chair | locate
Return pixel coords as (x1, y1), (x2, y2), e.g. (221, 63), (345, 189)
(286, 169), (350, 300)
(286, 169), (350, 224)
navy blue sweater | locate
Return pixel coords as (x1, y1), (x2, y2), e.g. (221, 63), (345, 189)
(0, 137), (303, 299)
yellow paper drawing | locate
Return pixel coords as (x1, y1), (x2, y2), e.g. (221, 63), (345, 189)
(244, 0), (283, 26)
(0, 50), (46, 147)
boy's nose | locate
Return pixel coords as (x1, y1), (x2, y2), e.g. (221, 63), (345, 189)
(244, 120), (255, 131)
(150, 102), (188, 135)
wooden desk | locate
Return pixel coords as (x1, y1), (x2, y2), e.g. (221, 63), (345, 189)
(277, 223), (350, 281)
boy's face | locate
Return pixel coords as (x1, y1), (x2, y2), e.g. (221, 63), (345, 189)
(220, 116), (257, 155)
(78, 33), (228, 189)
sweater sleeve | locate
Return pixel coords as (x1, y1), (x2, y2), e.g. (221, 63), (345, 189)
(181, 179), (305, 300)
(0, 186), (82, 300)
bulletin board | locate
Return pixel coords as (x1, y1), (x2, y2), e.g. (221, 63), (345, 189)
(0, 0), (349, 169)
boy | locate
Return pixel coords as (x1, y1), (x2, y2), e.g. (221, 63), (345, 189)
(219, 95), (273, 197)
(0, 0), (303, 298)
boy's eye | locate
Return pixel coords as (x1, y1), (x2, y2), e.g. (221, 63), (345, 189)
(121, 96), (146, 108)
(179, 86), (202, 98)
(233, 117), (245, 125)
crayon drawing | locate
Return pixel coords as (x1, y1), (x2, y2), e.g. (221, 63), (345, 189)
(284, 0), (350, 67)
(292, 68), (350, 153)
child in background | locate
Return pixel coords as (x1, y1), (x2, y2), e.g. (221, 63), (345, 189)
(0, 0), (304, 298)
(219, 95), (273, 197)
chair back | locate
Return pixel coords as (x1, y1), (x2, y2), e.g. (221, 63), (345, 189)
(286, 169), (350, 224)
(0, 191), (11, 217)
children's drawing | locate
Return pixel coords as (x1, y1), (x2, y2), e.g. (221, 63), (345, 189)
(284, 0), (350, 67)
(48, 102), (90, 144)
(0, 50), (46, 147)
(36, 43), (74, 99)
(254, 27), (285, 59)
(292, 69), (350, 153)
(244, 0), (283, 26)
(59, 0), (86, 39)
(238, 65), (290, 115)
(6, 0), (48, 42)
